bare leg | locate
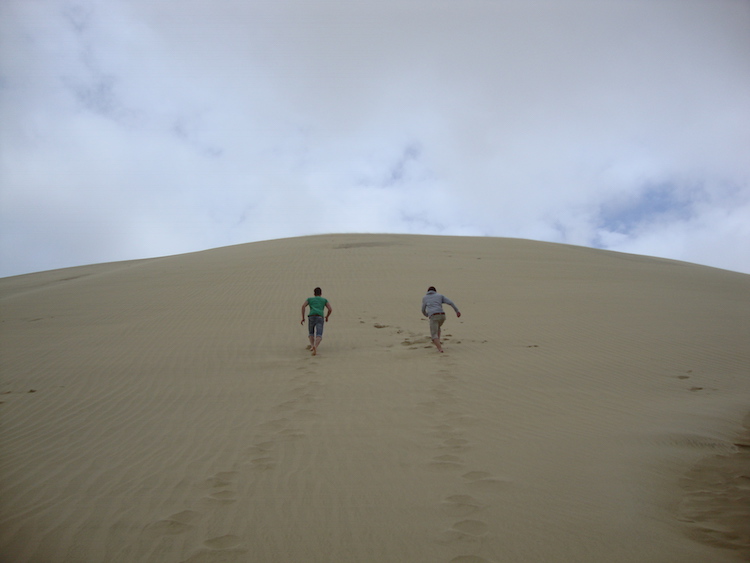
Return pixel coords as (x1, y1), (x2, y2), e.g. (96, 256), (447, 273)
(312, 336), (322, 355)
(430, 315), (445, 353)
(307, 335), (314, 350)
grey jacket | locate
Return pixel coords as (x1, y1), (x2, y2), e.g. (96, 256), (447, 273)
(421, 290), (460, 317)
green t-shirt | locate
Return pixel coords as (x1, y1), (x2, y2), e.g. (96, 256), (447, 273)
(307, 296), (328, 317)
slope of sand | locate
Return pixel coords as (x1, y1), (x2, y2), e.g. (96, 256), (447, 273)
(1, 234), (749, 563)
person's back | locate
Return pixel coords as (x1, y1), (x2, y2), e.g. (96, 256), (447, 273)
(421, 286), (460, 353)
(421, 289), (458, 317)
(301, 287), (332, 356)
(306, 296), (328, 317)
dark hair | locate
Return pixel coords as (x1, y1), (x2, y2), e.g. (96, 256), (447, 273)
(314, 287), (322, 296)
(428, 286), (436, 292)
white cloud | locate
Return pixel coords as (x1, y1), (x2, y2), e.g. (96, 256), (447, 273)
(1, 0), (749, 275)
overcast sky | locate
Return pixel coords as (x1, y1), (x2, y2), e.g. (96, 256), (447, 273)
(2, 0), (749, 277)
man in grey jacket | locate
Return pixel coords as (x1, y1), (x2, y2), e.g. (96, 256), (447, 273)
(421, 286), (461, 353)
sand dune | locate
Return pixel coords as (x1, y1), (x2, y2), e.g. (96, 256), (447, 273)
(1, 234), (749, 562)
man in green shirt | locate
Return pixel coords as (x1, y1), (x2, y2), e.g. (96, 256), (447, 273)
(300, 287), (333, 356)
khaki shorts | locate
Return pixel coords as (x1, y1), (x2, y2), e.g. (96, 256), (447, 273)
(429, 313), (446, 339)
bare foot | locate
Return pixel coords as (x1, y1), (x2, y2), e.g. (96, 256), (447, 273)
(311, 347), (317, 356)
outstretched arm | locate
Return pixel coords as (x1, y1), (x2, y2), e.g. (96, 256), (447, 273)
(443, 296), (461, 317)
(325, 302), (333, 321)
(301, 301), (308, 324)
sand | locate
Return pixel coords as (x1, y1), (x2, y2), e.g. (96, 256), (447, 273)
(1, 233), (749, 563)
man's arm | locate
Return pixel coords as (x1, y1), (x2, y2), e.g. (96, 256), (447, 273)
(443, 296), (461, 317)
(300, 301), (308, 324)
(325, 302), (333, 321)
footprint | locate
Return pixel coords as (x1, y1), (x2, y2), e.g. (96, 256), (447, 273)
(470, 477), (508, 490)
(296, 393), (316, 404)
(438, 373), (459, 381)
(441, 495), (483, 517)
(432, 394), (458, 406)
(207, 490), (237, 502)
(204, 535), (243, 550)
(438, 519), (490, 547)
(274, 400), (297, 411)
(461, 471), (491, 481)
(431, 425), (463, 440)
(453, 519), (488, 536)
(144, 520), (191, 536)
(443, 412), (480, 426)
(438, 529), (483, 546)
(429, 455), (464, 471)
(259, 418), (289, 430)
(247, 441), (275, 455)
(180, 546), (248, 562)
(461, 471), (511, 493)
(171, 510), (199, 523)
(199, 477), (231, 489)
(144, 510), (200, 536)
(435, 454), (462, 462)
(249, 457), (276, 470)
(198, 471), (238, 490)
(441, 437), (470, 449)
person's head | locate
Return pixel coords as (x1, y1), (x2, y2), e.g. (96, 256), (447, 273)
(427, 286), (436, 292)
(314, 287), (322, 296)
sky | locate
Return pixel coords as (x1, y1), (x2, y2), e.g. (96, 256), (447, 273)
(2, 0), (749, 277)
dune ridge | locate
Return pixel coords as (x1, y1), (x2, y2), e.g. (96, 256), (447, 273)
(1, 234), (749, 562)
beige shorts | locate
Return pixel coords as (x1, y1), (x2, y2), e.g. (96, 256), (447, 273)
(429, 313), (446, 339)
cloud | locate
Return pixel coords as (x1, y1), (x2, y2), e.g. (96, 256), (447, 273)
(1, 0), (749, 276)
(598, 184), (697, 236)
